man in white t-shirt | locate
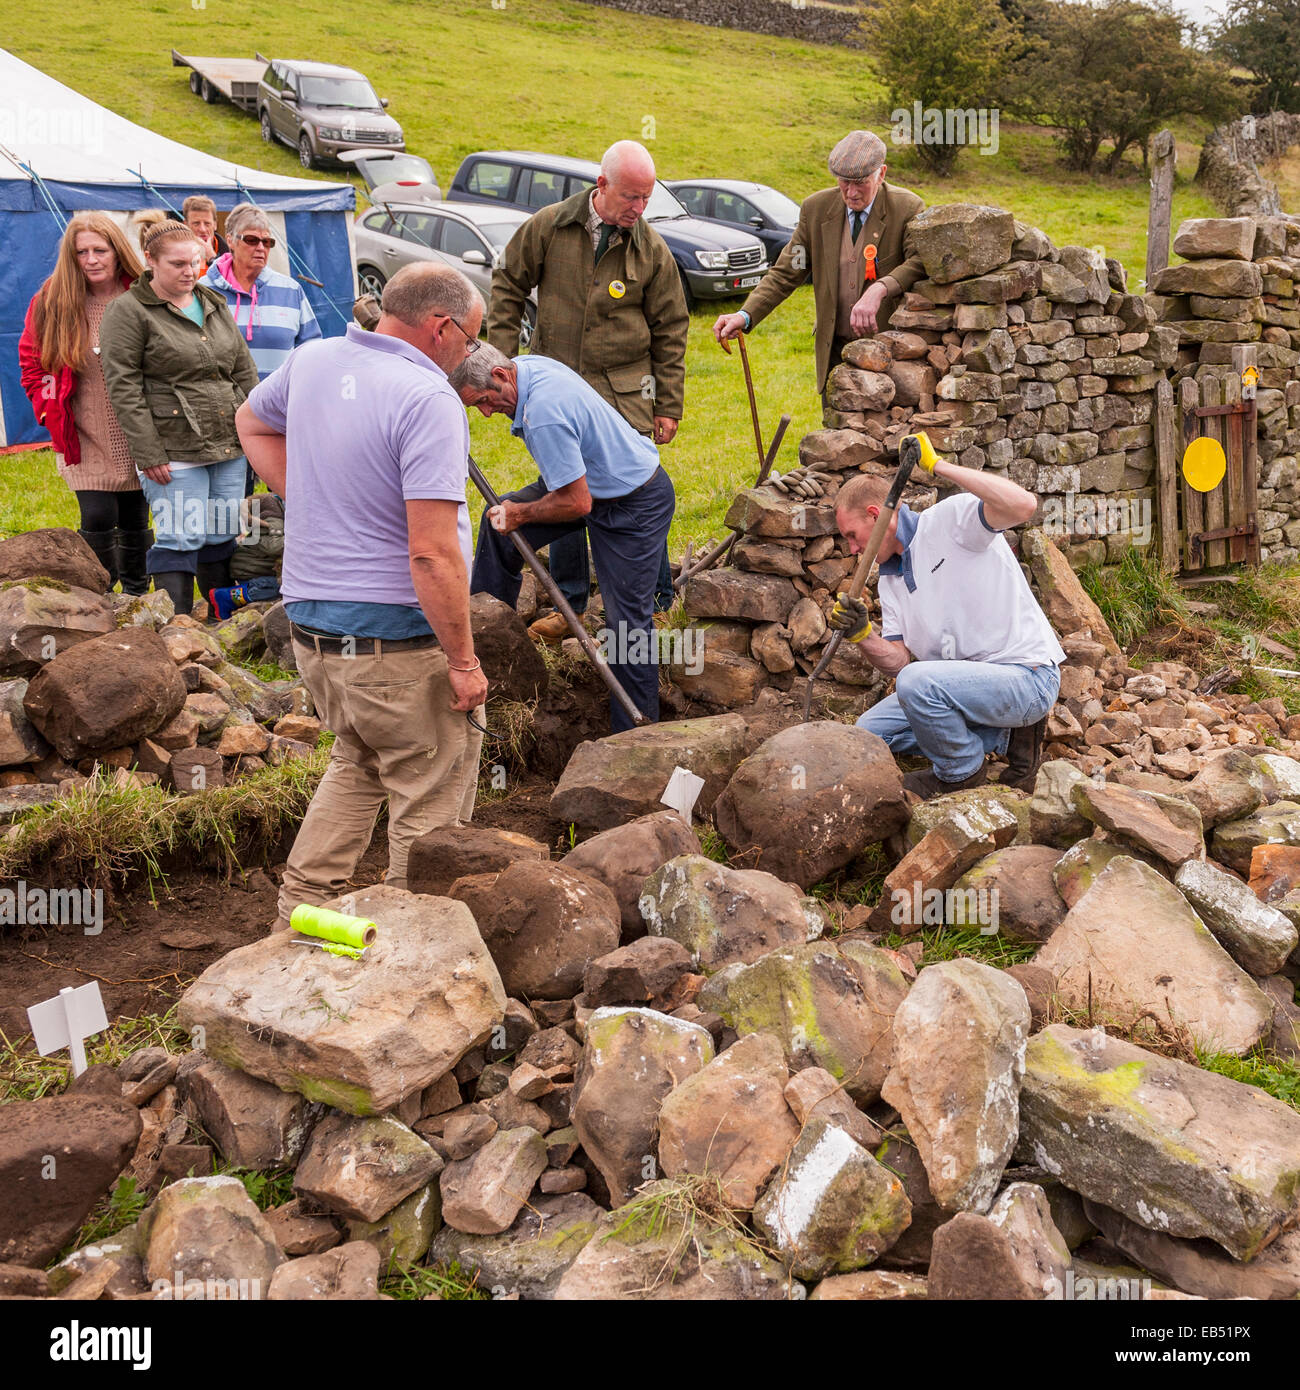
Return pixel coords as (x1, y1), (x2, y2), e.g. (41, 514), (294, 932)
(829, 445), (1064, 800)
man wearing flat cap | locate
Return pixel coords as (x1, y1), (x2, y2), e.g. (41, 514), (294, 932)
(714, 131), (925, 394)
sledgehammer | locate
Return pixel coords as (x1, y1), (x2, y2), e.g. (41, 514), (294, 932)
(467, 454), (648, 728)
(800, 433), (922, 722)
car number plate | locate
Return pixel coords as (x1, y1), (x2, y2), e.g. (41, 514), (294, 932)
(738, 275), (763, 288)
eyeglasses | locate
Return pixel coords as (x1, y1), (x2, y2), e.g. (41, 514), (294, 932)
(441, 314), (481, 354)
(239, 234), (277, 249)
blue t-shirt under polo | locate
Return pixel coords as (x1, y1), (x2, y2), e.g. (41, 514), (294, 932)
(511, 355), (659, 498)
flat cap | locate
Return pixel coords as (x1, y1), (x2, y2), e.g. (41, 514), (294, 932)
(828, 130), (886, 180)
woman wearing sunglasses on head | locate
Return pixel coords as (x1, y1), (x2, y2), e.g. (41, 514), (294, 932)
(203, 205), (323, 481)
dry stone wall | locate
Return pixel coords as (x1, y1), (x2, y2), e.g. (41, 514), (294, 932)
(678, 204), (1300, 710)
(580, 0), (866, 46)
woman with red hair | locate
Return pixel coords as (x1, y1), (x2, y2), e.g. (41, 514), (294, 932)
(18, 212), (151, 593)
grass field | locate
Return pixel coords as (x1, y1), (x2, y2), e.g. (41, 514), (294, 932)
(3, 0), (1228, 551)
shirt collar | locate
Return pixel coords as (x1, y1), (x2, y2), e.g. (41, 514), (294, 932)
(345, 323), (448, 378)
(510, 355), (535, 434)
(848, 197), (876, 228)
(878, 503), (918, 592)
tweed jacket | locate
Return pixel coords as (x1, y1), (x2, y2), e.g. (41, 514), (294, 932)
(739, 182), (926, 390)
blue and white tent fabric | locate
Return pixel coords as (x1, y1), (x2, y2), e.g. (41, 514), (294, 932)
(0, 46), (356, 448)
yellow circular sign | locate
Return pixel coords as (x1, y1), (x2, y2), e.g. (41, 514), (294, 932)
(608, 280), (626, 300)
(1182, 436), (1227, 493)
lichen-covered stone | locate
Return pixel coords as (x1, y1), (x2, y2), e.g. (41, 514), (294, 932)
(1174, 858), (1298, 977)
(1017, 1025), (1300, 1261)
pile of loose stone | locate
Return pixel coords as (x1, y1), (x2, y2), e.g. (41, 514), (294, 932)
(6, 691), (1300, 1301)
(0, 528), (318, 809)
(0, 528), (548, 818)
(1150, 213), (1300, 565)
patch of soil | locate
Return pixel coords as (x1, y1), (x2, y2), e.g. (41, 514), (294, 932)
(1128, 619), (1221, 671)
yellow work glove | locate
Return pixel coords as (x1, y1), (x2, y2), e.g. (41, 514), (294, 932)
(828, 593), (872, 643)
(900, 430), (941, 474)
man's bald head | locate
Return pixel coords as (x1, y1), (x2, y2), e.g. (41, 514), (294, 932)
(835, 474), (901, 561)
(594, 140), (657, 229)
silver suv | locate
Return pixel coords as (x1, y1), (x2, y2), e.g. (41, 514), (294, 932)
(258, 59), (404, 169)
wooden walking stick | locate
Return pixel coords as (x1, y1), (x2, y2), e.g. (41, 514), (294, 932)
(468, 454), (648, 727)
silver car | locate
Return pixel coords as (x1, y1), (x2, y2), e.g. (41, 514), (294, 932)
(353, 200), (537, 348)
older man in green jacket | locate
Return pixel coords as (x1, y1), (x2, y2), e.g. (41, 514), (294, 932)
(488, 141), (688, 639)
(714, 130), (926, 396)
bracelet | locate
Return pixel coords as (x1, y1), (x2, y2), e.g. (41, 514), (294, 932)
(448, 657), (481, 673)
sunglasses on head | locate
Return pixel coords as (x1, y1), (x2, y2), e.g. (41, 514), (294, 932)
(239, 234), (276, 249)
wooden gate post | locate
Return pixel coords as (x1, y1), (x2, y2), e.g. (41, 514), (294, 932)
(1146, 130), (1177, 290)
(1154, 376), (1180, 571)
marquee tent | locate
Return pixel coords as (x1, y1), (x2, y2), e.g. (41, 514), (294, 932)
(0, 47), (356, 447)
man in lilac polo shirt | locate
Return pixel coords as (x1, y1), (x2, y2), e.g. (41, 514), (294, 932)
(236, 262), (488, 922)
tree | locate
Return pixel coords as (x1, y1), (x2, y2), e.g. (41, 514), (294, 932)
(860, 0), (1013, 176)
(1006, 0), (1240, 173)
(1214, 0), (1300, 113)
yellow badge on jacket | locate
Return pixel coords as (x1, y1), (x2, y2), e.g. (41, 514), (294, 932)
(608, 280), (626, 299)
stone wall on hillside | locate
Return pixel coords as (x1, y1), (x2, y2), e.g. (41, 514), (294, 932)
(581, 0), (866, 46)
(1196, 113), (1300, 220)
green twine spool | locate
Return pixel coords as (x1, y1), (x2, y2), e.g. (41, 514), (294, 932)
(290, 904), (378, 951)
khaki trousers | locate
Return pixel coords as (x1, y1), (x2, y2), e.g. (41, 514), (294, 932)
(277, 635), (484, 920)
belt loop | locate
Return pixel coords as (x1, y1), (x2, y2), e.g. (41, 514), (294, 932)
(312, 631), (322, 657)
(374, 636), (383, 659)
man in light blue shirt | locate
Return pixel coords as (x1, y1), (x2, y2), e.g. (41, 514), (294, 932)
(450, 347), (675, 731)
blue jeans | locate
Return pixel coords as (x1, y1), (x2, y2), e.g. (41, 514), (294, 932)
(472, 468), (675, 732)
(858, 660), (1061, 783)
(139, 457), (248, 575)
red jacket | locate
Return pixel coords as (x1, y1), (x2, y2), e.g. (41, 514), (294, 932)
(18, 274), (133, 465)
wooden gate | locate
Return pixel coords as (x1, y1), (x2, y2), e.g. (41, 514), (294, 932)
(1155, 344), (1260, 574)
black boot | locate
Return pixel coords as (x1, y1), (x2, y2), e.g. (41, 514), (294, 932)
(196, 560), (231, 621)
(902, 761), (990, 802)
(154, 571), (194, 619)
(1003, 715), (1048, 791)
(117, 530), (152, 597)
(78, 528), (118, 590)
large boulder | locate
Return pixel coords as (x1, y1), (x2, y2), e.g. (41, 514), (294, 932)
(0, 580), (116, 677)
(0, 1095), (141, 1265)
(470, 592), (548, 703)
(23, 627), (187, 759)
(553, 1182), (789, 1300)
(1174, 858), (1298, 977)
(406, 824), (549, 898)
(429, 1192), (603, 1299)
(562, 810), (700, 938)
(267, 1241), (381, 1300)
(551, 714), (749, 832)
(261, 600), (296, 671)
(713, 723), (908, 889)
(582, 937), (695, 1009)
(657, 1033), (800, 1210)
(175, 1054), (317, 1170)
(882, 962), (1030, 1213)
(1018, 1025), (1300, 1261)
(927, 1183), (1070, 1300)
(1034, 855), (1273, 1055)
(1020, 530), (1120, 655)
(1070, 781), (1204, 865)
(141, 1175), (282, 1298)
(639, 854), (825, 973)
(1181, 750), (1265, 829)
(1172, 216), (1257, 261)
(178, 885), (507, 1115)
(439, 1127), (548, 1235)
(683, 568), (800, 623)
(0, 528), (110, 592)
(571, 1007), (714, 1205)
(950, 844), (1066, 943)
(449, 860), (620, 1001)
(699, 939), (910, 1103)
(293, 1113), (443, 1222)
(753, 1116), (912, 1280)
(1151, 258), (1264, 298)
(906, 204), (1016, 284)
(1029, 760), (1094, 847)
